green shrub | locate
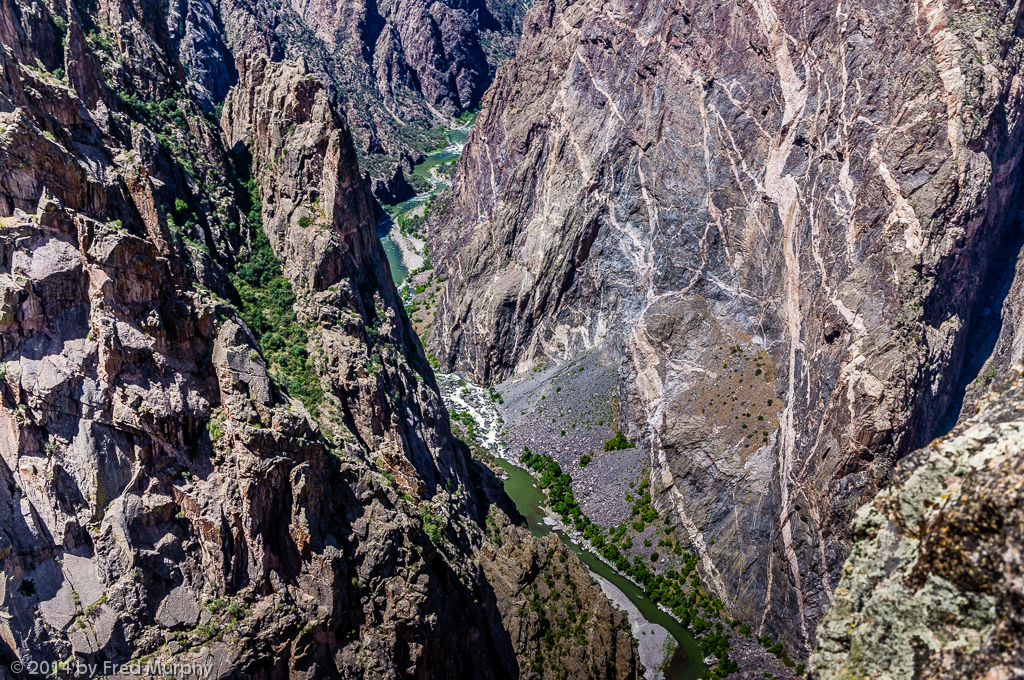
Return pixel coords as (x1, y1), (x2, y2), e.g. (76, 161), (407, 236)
(418, 505), (444, 544)
(196, 621), (218, 639)
(603, 431), (635, 451)
(52, 16), (67, 47)
(226, 601), (244, 621)
(228, 167), (323, 411)
(207, 415), (224, 443)
(87, 30), (111, 54)
(423, 520), (442, 543)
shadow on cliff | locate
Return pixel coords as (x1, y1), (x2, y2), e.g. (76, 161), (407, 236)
(459, 439), (529, 528)
(935, 207), (1024, 438)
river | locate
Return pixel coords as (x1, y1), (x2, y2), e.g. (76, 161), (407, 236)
(385, 122), (708, 679)
(436, 375), (706, 680)
(378, 125), (470, 285)
(380, 233), (407, 284)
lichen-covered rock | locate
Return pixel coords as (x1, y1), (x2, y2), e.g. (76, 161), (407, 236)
(810, 369), (1024, 679)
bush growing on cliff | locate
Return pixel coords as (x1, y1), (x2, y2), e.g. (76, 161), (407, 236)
(228, 168), (323, 411)
(418, 505), (444, 544)
(51, 16), (67, 47)
(207, 414), (224, 443)
(603, 431), (635, 451)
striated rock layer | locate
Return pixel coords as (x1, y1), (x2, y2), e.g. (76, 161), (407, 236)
(0, 0), (640, 677)
(809, 369), (1024, 679)
(429, 0), (1024, 656)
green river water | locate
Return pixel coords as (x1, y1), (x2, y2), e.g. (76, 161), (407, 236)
(494, 458), (707, 679)
(379, 128), (468, 285)
(381, 235), (407, 284)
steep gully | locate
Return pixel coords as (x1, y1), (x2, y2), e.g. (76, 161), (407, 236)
(377, 131), (708, 678)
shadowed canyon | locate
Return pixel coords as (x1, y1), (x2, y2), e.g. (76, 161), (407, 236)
(2, 0), (1024, 677)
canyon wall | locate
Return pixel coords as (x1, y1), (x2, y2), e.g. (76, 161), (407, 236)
(169, 0), (530, 203)
(429, 0), (1024, 656)
(0, 0), (639, 676)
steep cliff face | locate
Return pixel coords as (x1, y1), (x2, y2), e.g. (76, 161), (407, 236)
(429, 0), (1024, 656)
(0, 0), (640, 676)
(809, 369), (1024, 680)
(169, 0), (530, 203)
(220, 53), (468, 498)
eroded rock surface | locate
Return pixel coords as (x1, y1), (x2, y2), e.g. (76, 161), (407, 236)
(171, 0), (531, 203)
(810, 370), (1024, 679)
(0, 0), (640, 677)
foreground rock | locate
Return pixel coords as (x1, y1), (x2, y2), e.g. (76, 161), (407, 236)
(810, 369), (1024, 679)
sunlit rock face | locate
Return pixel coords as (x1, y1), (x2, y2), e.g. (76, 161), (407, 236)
(0, 0), (640, 675)
(810, 369), (1024, 680)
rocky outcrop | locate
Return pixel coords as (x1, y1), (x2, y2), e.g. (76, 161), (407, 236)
(167, 0), (237, 110)
(429, 0), (1024, 657)
(809, 369), (1024, 679)
(0, 1), (641, 677)
(221, 52), (468, 498)
(479, 509), (640, 680)
(365, 164), (417, 207)
(171, 0), (529, 203)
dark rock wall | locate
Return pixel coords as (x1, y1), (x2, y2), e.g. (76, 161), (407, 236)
(0, 0), (640, 676)
(429, 0), (1024, 656)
